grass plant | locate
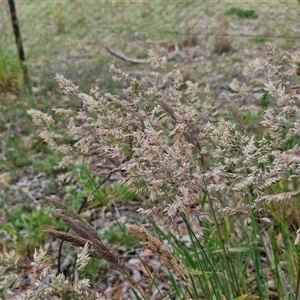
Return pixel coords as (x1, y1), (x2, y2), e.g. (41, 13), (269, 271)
(0, 46), (24, 94)
(2, 45), (298, 299)
(1, 2), (300, 299)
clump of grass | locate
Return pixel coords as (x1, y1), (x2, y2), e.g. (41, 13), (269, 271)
(2, 45), (300, 299)
(0, 45), (24, 94)
(2, 205), (64, 256)
(213, 17), (233, 55)
(179, 18), (201, 47)
(55, 4), (65, 34)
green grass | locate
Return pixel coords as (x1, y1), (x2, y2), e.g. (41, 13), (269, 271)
(226, 7), (259, 19)
(1, 1), (298, 90)
(1, 204), (65, 254)
(104, 224), (140, 248)
(0, 48), (24, 93)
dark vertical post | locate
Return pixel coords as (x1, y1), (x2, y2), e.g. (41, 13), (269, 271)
(8, 0), (31, 90)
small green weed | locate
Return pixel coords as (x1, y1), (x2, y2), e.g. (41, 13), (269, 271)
(1, 205), (64, 255)
(66, 173), (137, 213)
(104, 224), (140, 247)
(226, 7), (258, 19)
(79, 259), (109, 286)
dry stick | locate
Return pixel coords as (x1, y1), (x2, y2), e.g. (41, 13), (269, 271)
(105, 44), (180, 64)
(105, 46), (148, 64)
(7, 0), (31, 91)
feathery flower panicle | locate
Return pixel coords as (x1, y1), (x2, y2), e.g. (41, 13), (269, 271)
(52, 108), (74, 117)
(76, 243), (90, 271)
(295, 229), (300, 246)
(31, 248), (49, 269)
(45, 196), (135, 286)
(0, 251), (21, 293)
(148, 49), (167, 69)
(109, 64), (130, 82)
(0, 250), (20, 269)
(286, 50), (300, 76)
(0, 248), (101, 300)
(55, 74), (80, 96)
(126, 224), (190, 284)
(243, 58), (264, 79)
(265, 42), (276, 61)
(27, 109), (54, 127)
(38, 130), (62, 149)
(256, 190), (300, 203)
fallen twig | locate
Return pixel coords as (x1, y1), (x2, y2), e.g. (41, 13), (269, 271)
(105, 46), (148, 64)
(105, 44), (180, 64)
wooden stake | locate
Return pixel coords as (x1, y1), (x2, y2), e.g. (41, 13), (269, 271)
(8, 0), (31, 91)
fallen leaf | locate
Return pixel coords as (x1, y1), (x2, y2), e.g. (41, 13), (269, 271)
(0, 172), (11, 187)
(21, 186), (29, 193)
